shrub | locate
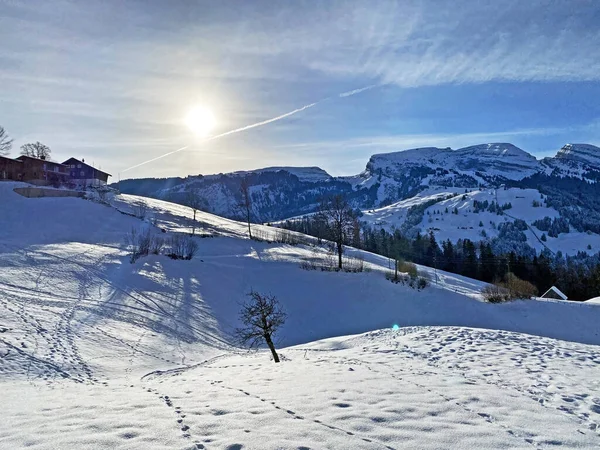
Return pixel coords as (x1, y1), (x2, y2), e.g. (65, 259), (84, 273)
(342, 255), (364, 273)
(132, 200), (148, 220)
(482, 273), (538, 303)
(416, 276), (429, 290)
(125, 227), (155, 263)
(167, 235), (198, 260)
(150, 236), (165, 255)
(386, 268), (429, 291)
(397, 260), (418, 279)
(482, 284), (511, 303)
(505, 273), (538, 299)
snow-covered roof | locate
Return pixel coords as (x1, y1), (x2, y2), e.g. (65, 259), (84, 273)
(541, 286), (568, 301)
(586, 296), (600, 304)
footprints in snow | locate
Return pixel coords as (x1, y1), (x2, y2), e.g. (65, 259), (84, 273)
(208, 379), (396, 450)
(145, 387), (206, 449)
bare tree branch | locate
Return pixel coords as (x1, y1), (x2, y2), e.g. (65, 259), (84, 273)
(20, 141), (51, 160)
(0, 126), (13, 156)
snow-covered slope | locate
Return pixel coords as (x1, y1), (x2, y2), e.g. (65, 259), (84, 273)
(2, 182), (600, 448)
(543, 143), (600, 180)
(554, 143), (600, 168)
(362, 186), (600, 255)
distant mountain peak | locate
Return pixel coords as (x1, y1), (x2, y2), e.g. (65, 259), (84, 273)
(555, 143), (600, 167)
(457, 143), (531, 157)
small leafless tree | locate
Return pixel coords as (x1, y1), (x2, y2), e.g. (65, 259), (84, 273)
(239, 176), (253, 239)
(317, 194), (356, 269)
(20, 141), (51, 159)
(236, 290), (286, 363)
(0, 126), (13, 156)
(186, 188), (204, 236)
(132, 200), (148, 219)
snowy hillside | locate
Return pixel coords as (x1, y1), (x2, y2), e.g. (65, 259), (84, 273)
(2, 181), (600, 448)
(362, 186), (600, 255)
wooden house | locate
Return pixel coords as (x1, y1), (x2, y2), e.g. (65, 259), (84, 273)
(62, 158), (111, 186)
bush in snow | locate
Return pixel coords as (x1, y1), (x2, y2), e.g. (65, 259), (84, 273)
(481, 284), (511, 303)
(482, 273), (538, 303)
(397, 260), (418, 279)
(235, 290), (286, 363)
(125, 227), (157, 263)
(166, 234), (198, 260)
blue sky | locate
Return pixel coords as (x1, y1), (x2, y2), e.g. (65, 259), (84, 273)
(2, 0), (600, 179)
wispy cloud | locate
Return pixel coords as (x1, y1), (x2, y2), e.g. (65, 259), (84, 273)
(2, 1), (600, 179)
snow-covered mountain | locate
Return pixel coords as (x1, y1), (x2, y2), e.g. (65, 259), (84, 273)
(543, 143), (600, 180)
(116, 143), (600, 256)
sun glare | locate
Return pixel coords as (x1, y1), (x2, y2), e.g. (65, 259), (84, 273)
(185, 105), (216, 137)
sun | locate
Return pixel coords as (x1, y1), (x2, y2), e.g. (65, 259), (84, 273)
(185, 105), (216, 137)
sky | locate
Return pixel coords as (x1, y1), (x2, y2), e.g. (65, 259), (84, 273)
(2, 0), (600, 180)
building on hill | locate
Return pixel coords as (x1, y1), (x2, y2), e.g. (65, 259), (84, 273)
(62, 157), (111, 186)
(540, 286), (568, 301)
(0, 155), (23, 181)
(15, 155), (70, 185)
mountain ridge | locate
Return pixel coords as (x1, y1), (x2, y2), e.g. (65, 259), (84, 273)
(114, 142), (600, 257)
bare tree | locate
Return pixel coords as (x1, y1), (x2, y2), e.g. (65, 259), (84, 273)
(235, 290), (286, 363)
(20, 141), (51, 160)
(186, 188), (204, 236)
(317, 194), (356, 269)
(0, 126), (13, 156)
(239, 176), (253, 239)
(132, 200), (148, 219)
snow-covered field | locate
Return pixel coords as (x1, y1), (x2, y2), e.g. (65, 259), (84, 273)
(1, 181), (600, 449)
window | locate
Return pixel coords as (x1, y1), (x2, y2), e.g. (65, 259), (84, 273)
(81, 171), (85, 177)
(54, 167), (59, 172)
(77, 164), (81, 168)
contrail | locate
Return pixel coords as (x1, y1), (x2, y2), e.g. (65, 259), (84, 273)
(122, 145), (189, 173)
(122, 85), (376, 173)
(339, 84), (378, 97)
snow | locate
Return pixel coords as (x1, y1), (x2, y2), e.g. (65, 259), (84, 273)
(360, 186), (600, 256)
(2, 181), (600, 448)
(366, 143), (540, 182)
(555, 143), (600, 168)
(586, 297), (600, 304)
